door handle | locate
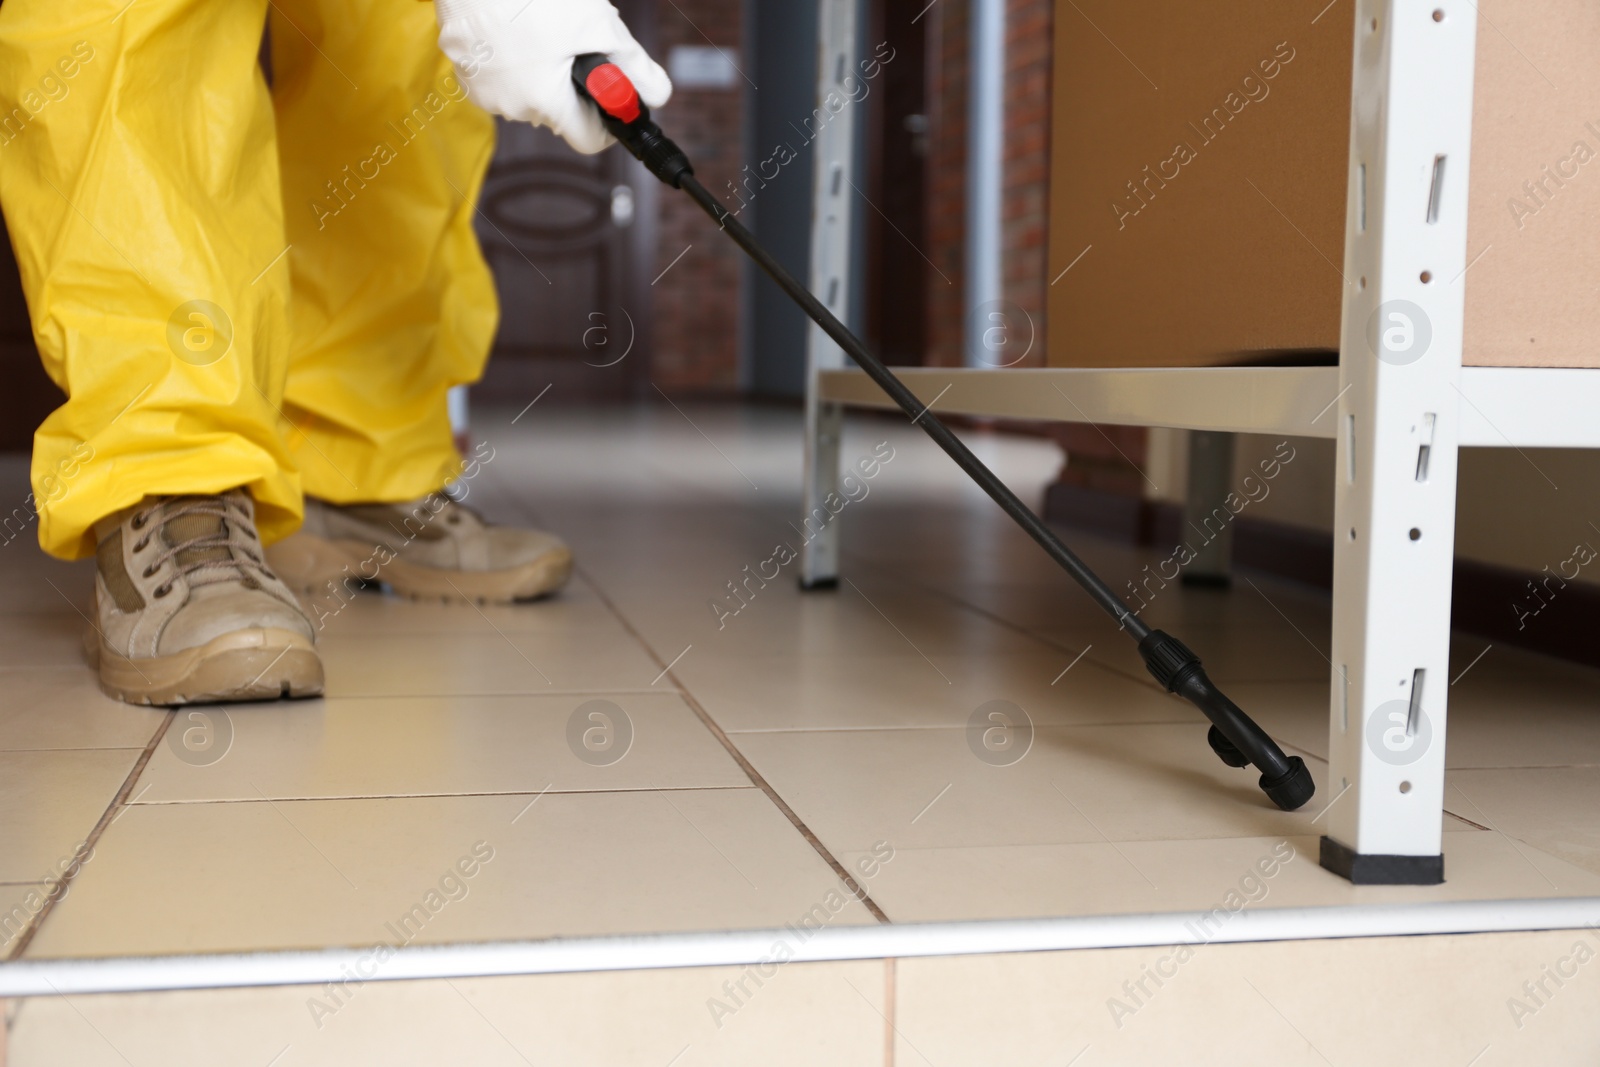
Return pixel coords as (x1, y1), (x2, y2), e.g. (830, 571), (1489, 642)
(611, 185), (636, 228)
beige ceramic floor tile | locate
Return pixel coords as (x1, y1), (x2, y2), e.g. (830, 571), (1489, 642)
(729, 724), (1327, 854)
(679, 649), (1199, 733)
(0, 544), (94, 619)
(1447, 769), (1600, 877)
(868, 552), (1336, 688)
(1219, 680), (1330, 758)
(1040, 619), (1334, 686)
(0, 612), (89, 669)
(0, 749), (135, 882)
(0, 668), (165, 752)
(840, 831), (1600, 924)
(571, 523), (811, 586)
(614, 579), (1046, 660)
(893, 929), (1600, 1066)
(7, 961), (890, 1067)
(909, 566), (1334, 635)
(317, 626), (665, 696)
(134, 692), (748, 802)
(25, 789), (876, 958)
(1441, 647), (1600, 769)
(306, 583), (616, 639)
(1229, 645), (1600, 773)
(2, 883), (49, 959)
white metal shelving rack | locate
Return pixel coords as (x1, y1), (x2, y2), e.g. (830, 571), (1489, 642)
(802, 0), (1600, 883)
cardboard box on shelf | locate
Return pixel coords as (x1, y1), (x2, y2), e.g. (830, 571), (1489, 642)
(1047, 0), (1600, 369)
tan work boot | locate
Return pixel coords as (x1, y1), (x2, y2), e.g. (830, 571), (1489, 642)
(267, 494), (573, 605)
(90, 491), (324, 705)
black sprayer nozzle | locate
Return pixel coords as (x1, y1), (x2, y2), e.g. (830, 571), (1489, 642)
(1138, 631), (1315, 811)
(573, 55), (1314, 815)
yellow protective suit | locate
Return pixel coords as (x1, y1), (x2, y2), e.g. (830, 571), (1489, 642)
(0, 0), (498, 560)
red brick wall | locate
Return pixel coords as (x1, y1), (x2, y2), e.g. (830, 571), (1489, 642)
(925, 0), (970, 369)
(1002, 0), (1052, 370)
(650, 0), (744, 390)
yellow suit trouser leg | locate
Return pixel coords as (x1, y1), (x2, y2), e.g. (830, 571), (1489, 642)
(269, 0), (499, 505)
(0, 0), (303, 560)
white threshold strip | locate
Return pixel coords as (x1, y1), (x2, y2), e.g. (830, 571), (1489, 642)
(4, 897), (1599, 998)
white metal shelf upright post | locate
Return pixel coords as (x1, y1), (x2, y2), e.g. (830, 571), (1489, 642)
(798, 0), (862, 590)
(1319, 0), (1478, 883)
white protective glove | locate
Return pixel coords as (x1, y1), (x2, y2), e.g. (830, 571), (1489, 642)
(435, 0), (673, 155)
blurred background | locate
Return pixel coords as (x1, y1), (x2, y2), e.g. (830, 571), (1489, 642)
(0, 0), (1053, 427)
(2, 0), (1596, 667)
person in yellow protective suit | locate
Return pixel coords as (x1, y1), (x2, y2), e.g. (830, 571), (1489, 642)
(0, 0), (670, 705)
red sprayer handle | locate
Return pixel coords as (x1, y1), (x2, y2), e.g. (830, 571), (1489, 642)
(570, 54), (692, 188)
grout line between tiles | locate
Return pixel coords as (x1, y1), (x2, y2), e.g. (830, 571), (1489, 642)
(1275, 739), (1328, 766)
(577, 566), (895, 926)
(325, 688), (685, 699)
(5, 711), (175, 961)
(123, 786), (760, 806)
(1444, 810), (1493, 832)
(883, 956), (896, 1067)
(835, 552), (1346, 790)
(837, 549), (1148, 672)
(724, 718), (1205, 735)
(852, 833), (1342, 856)
(0, 746), (161, 755)
(842, 548), (1342, 693)
(1447, 763), (1600, 771)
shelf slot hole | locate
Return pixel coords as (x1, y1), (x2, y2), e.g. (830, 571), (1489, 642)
(1358, 164), (1368, 232)
(1427, 155), (1447, 224)
(1345, 414), (1357, 484)
(1407, 669), (1426, 737)
(1415, 413), (1436, 482)
(1340, 667), (1350, 733)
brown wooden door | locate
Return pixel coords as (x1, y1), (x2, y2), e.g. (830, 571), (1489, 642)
(863, 0), (930, 367)
(473, 0), (657, 400)
(474, 121), (654, 399)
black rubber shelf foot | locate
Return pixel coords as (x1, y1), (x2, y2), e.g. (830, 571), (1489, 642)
(1320, 837), (1445, 885)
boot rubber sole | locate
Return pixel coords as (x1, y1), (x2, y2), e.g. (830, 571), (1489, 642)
(268, 533), (573, 605)
(90, 627), (325, 707)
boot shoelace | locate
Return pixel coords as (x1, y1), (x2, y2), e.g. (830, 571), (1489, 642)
(128, 496), (270, 599)
(380, 496), (476, 542)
